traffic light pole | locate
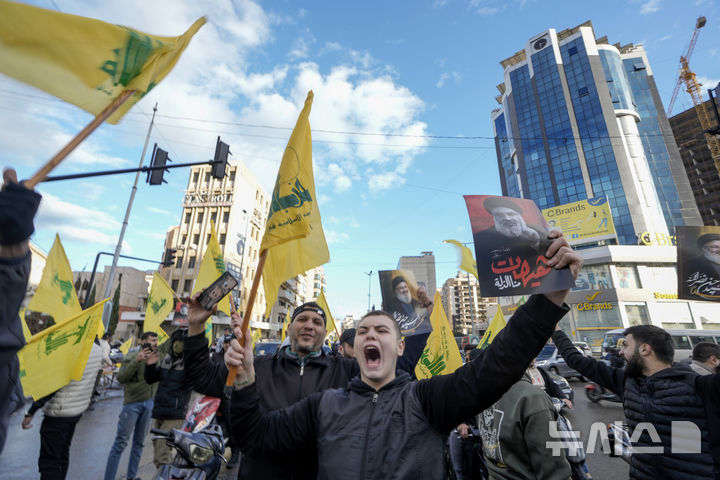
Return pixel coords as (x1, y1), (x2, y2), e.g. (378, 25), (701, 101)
(101, 104), (158, 329)
(38, 160), (218, 182)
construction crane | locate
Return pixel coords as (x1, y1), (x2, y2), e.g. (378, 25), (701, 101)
(667, 16), (720, 174)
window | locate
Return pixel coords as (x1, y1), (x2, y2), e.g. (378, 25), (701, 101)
(578, 86), (589, 97)
(192, 172), (199, 184)
(219, 233), (226, 244)
(197, 212), (204, 224)
(185, 213), (191, 225)
(573, 264), (612, 290)
(171, 279), (179, 291)
(206, 233), (211, 245)
(204, 172), (211, 183)
(188, 256), (196, 269)
(568, 46), (578, 56)
(625, 304), (650, 326)
(223, 211), (230, 223)
(193, 234), (199, 246)
(615, 265), (640, 289)
(176, 256), (183, 269)
(671, 335), (691, 350)
(211, 211), (217, 224)
(229, 170), (236, 184)
(183, 280), (192, 293)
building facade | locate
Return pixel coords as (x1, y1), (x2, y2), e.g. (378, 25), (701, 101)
(670, 99), (720, 226)
(492, 21), (701, 245)
(397, 251), (437, 295)
(498, 245), (720, 351)
(441, 272), (497, 336)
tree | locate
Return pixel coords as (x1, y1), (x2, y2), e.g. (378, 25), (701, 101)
(108, 274), (122, 335)
(87, 285), (96, 306)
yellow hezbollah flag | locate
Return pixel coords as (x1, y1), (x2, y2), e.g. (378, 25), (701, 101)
(444, 239), (478, 279)
(27, 234), (81, 324)
(281, 312), (291, 342)
(19, 299), (108, 400)
(261, 91), (329, 315)
(0, 1), (205, 124)
(415, 292), (463, 379)
(145, 272), (174, 334)
(157, 327), (169, 346)
(477, 308), (507, 350)
(118, 337), (132, 355)
(315, 290), (339, 339)
(19, 308), (32, 340)
(192, 222), (232, 317)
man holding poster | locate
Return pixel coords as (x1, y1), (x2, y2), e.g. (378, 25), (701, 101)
(466, 195), (575, 297)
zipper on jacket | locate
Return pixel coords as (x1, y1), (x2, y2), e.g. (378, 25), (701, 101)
(359, 392), (379, 480)
(297, 358), (306, 400)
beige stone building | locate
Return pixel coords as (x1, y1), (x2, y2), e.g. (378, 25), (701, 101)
(441, 272), (497, 336)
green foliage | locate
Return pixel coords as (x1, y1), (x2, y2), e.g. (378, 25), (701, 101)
(107, 274), (122, 335)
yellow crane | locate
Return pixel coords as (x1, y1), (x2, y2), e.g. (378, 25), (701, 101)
(667, 16), (720, 174)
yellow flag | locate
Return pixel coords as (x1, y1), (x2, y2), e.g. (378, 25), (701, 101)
(252, 328), (262, 346)
(444, 240), (478, 279)
(20, 308), (32, 340)
(204, 320), (213, 347)
(192, 222), (232, 316)
(315, 290), (339, 339)
(18, 299), (108, 400)
(415, 292), (463, 379)
(145, 272), (175, 334)
(27, 235), (81, 324)
(281, 312), (291, 342)
(477, 308), (507, 350)
(261, 92), (329, 315)
(118, 337), (132, 355)
(0, 1), (205, 124)
(157, 327), (169, 346)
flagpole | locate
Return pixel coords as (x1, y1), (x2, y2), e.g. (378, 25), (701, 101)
(25, 90), (136, 188)
(101, 103), (158, 329)
(225, 249), (267, 394)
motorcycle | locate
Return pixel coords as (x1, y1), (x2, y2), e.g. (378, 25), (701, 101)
(584, 382), (621, 404)
(152, 396), (226, 480)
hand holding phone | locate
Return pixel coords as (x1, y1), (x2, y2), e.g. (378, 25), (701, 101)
(196, 271), (238, 311)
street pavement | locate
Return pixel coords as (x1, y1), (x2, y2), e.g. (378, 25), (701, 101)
(565, 380), (630, 478)
(1, 379), (629, 479)
(0, 385), (239, 480)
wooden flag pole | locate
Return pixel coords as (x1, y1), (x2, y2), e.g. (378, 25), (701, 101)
(226, 249), (268, 391)
(25, 89), (136, 188)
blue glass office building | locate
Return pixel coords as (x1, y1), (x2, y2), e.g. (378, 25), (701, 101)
(492, 21), (701, 245)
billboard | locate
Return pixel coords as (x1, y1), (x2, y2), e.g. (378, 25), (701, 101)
(379, 269), (433, 336)
(676, 226), (720, 302)
(541, 196), (616, 246)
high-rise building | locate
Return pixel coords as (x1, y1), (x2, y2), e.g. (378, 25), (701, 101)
(669, 98), (720, 226)
(441, 272), (497, 336)
(492, 21), (701, 244)
(397, 251), (436, 295)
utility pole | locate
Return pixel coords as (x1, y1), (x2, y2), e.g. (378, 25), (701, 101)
(101, 104), (157, 328)
(364, 270), (374, 312)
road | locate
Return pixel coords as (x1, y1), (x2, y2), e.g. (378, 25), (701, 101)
(1, 380), (629, 479)
(565, 380), (630, 478)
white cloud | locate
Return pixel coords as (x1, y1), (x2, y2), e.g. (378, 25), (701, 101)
(697, 76), (720, 91)
(146, 206), (172, 215)
(640, 0), (661, 14)
(36, 192), (121, 245)
(436, 71), (462, 88)
(325, 229), (349, 244)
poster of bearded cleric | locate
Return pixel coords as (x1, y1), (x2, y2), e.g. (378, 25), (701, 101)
(465, 195), (575, 297)
(379, 270), (433, 336)
(677, 226), (720, 302)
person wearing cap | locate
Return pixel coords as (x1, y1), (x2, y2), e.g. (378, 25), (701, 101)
(682, 233), (720, 300)
(338, 328), (355, 358)
(182, 299), (359, 480)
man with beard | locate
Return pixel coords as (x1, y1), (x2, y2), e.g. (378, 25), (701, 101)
(384, 277), (433, 334)
(691, 342), (720, 376)
(553, 325), (720, 479)
(473, 197), (549, 290)
(683, 234), (720, 300)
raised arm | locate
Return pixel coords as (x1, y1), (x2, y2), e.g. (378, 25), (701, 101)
(552, 329), (625, 396)
(226, 328), (320, 456)
(416, 232), (580, 435)
(183, 290), (227, 396)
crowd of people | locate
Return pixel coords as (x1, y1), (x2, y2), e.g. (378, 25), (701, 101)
(1, 167), (720, 480)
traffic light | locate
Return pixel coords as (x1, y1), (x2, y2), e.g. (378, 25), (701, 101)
(212, 136), (230, 180)
(162, 248), (177, 267)
(147, 144), (170, 185)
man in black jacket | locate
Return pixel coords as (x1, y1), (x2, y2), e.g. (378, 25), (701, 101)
(144, 328), (192, 469)
(553, 325), (718, 480)
(184, 297), (429, 480)
(223, 233), (581, 479)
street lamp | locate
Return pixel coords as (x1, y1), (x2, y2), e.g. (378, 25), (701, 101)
(364, 270), (374, 312)
(236, 209), (250, 310)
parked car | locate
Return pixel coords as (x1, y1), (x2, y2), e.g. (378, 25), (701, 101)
(545, 369), (574, 403)
(254, 341), (280, 357)
(535, 344), (585, 381)
(573, 342), (593, 357)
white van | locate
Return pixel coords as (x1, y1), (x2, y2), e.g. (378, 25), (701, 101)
(601, 328), (720, 363)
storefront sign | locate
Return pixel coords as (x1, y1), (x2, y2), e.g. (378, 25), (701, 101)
(653, 292), (678, 299)
(576, 302), (614, 311)
(638, 231), (676, 246)
(182, 191), (233, 207)
(541, 196), (616, 246)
